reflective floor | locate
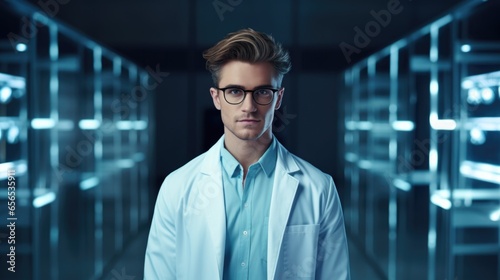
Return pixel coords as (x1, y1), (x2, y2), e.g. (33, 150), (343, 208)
(101, 229), (148, 280)
(100, 230), (382, 280)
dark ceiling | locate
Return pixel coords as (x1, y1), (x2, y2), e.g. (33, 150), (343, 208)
(17, 0), (463, 71)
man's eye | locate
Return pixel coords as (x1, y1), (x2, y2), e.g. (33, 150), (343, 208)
(256, 89), (271, 95)
(228, 88), (242, 95)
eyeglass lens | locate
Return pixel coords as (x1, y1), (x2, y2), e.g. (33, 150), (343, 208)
(224, 88), (274, 105)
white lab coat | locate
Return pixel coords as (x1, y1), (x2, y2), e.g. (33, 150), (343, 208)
(144, 137), (350, 279)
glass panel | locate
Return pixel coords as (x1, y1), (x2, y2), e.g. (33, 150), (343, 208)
(0, 3), (156, 279)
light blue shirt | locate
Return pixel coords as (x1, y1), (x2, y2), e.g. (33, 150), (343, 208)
(220, 138), (277, 280)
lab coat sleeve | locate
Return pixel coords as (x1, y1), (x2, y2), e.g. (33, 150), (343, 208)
(315, 177), (351, 280)
(144, 180), (177, 279)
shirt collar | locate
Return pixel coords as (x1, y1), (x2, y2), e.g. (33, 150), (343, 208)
(220, 136), (278, 177)
(258, 137), (277, 176)
(220, 143), (241, 178)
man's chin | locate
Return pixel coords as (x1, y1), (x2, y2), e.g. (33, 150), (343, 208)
(232, 130), (265, 141)
(225, 126), (272, 142)
(236, 134), (262, 141)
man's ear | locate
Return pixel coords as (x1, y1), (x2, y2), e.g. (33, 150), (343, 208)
(275, 87), (285, 110)
(210, 87), (221, 110)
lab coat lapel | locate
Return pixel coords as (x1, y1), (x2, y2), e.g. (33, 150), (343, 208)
(267, 142), (300, 279)
(200, 137), (226, 279)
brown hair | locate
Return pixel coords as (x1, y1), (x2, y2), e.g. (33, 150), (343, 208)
(202, 28), (291, 86)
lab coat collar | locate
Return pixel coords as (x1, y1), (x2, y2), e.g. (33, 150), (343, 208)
(268, 140), (300, 279)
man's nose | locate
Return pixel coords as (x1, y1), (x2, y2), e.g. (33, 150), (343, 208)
(241, 92), (257, 112)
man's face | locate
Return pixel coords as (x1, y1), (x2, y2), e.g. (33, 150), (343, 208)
(210, 60), (284, 142)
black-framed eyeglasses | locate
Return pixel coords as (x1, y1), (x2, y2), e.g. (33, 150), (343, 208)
(216, 87), (280, 105)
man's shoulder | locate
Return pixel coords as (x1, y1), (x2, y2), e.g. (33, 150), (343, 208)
(166, 151), (208, 180)
(156, 151), (211, 202)
(280, 146), (328, 176)
(280, 150), (339, 206)
(291, 153), (324, 173)
(165, 137), (223, 181)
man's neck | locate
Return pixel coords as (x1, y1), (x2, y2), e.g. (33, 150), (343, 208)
(223, 132), (273, 176)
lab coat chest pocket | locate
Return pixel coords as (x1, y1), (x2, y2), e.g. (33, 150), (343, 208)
(281, 224), (319, 279)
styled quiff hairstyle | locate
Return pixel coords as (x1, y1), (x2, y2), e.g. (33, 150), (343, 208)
(202, 28), (291, 86)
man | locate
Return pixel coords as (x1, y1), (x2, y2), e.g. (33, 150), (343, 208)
(144, 28), (350, 279)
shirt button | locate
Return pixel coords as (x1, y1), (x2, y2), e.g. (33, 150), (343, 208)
(244, 203), (249, 208)
(243, 230), (248, 236)
(241, 262), (246, 267)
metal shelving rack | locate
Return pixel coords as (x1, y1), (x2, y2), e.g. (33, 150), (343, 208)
(344, 39), (419, 280)
(342, 1), (500, 279)
(0, 1), (155, 280)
